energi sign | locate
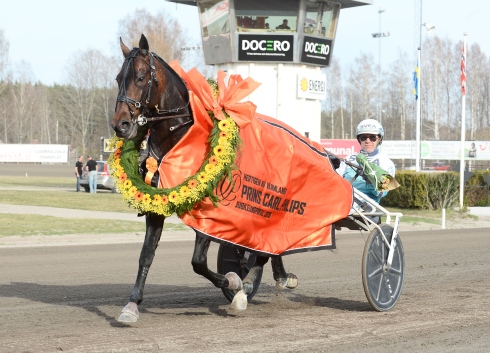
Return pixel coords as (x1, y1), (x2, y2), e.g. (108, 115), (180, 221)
(297, 74), (327, 100)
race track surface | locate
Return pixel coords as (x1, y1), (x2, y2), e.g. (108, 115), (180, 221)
(1, 228), (489, 352)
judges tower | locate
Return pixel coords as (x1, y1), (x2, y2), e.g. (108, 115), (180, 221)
(168, 0), (372, 141)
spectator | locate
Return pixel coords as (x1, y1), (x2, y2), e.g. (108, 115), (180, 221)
(276, 19), (291, 29)
(74, 156), (83, 192)
(85, 155), (98, 193)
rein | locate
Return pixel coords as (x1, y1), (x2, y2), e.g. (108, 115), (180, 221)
(116, 48), (191, 127)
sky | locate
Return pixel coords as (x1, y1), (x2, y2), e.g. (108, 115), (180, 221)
(0, 0), (488, 85)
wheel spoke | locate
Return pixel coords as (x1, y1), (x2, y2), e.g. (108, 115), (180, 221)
(370, 247), (385, 266)
(387, 266), (403, 275)
(375, 273), (383, 301)
(367, 265), (383, 279)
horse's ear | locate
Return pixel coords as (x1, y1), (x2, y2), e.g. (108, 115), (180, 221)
(139, 34), (149, 56)
(120, 37), (130, 58)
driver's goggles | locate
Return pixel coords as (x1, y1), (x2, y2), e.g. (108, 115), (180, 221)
(359, 135), (378, 142)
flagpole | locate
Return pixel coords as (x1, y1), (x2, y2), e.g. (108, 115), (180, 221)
(415, 48), (421, 172)
(459, 33), (467, 208)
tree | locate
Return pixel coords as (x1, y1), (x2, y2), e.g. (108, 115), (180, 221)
(348, 53), (378, 122)
(62, 49), (117, 156)
(117, 9), (187, 63)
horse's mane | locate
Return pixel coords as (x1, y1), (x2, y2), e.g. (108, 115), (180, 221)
(153, 54), (189, 105)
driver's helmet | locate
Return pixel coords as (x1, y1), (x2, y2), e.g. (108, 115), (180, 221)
(356, 119), (384, 145)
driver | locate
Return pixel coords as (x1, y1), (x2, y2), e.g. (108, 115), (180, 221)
(336, 119), (395, 203)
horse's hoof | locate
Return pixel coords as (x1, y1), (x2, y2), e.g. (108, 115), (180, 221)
(225, 272), (243, 291)
(276, 273), (298, 290)
(117, 302), (139, 323)
(230, 290), (248, 310)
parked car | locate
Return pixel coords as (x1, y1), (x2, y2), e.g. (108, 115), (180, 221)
(423, 162), (451, 171)
(80, 161), (117, 193)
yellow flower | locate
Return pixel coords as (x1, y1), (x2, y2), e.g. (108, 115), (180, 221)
(198, 172), (208, 183)
(128, 186), (138, 197)
(205, 163), (215, 173)
(213, 146), (225, 156)
(123, 179), (132, 189)
(218, 137), (229, 146)
(218, 120), (229, 131)
(180, 185), (190, 197)
(142, 193), (152, 205)
(152, 194), (162, 205)
(169, 191), (179, 204)
(116, 140), (123, 149)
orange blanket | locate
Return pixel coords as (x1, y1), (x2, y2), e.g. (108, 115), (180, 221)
(157, 63), (353, 255)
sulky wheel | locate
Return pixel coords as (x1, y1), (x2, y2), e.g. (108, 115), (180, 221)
(362, 224), (405, 312)
(217, 243), (263, 302)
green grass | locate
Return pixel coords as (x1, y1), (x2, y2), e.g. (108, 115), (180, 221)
(0, 178), (191, 237)
(0, 190), (136, 213)
(0, 176), (74, 188)
(383, 206), (476, 226)
(0, 214), (187, 237)
(0, 178), (477, 237)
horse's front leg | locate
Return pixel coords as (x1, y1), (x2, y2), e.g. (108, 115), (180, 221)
(271, 256), (298, 290)
(229, 255), (270, 310)
(191, 232), (242, 290)
(118, 213), (164, 323)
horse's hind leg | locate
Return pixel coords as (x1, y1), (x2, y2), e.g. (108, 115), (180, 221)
(242, 255), (269, 296)
(271, 256), (298, 290)
(191, 232), (241, 290)
(118, 213), (164, 323)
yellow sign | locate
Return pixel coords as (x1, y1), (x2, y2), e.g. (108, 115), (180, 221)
(103, 139), (147, 152)
(103, 139), (115, 153)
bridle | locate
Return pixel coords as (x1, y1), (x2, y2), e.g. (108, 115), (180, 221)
(116, 48), (191, 129)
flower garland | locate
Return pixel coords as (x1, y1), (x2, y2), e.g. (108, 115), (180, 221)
(108, 81), (241, 217)
(108, 116), (239, 217)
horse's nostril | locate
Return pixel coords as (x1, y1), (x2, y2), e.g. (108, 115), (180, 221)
(118, 121), (130, 133)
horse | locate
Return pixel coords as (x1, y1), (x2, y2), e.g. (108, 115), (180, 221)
(112, 34), (298, 323)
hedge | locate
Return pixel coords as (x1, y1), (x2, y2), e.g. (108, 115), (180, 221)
(380, 170), (490, 209)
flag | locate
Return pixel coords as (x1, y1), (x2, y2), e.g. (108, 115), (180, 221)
(413, 61), (419, 100)
(461, 45), (466, 95)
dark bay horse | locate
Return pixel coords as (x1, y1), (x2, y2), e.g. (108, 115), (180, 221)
(112, 34), (297, 323)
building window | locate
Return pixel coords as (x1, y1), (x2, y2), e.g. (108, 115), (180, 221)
(198, 0), (230, 37)
(235, 0), (299, 32)
(303, 1), (340, 38)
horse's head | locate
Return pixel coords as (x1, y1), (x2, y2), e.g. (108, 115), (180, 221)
(112, 34), (190, 142)
(112, 35), (152, 139)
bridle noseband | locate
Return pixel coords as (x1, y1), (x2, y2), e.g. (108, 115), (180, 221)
(116, 48), (191, 128)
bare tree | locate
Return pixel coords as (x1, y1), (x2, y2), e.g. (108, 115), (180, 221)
(385, 52), (411, 140)
(348, 53), (378, 122)
(466, 43), (488, 140)
(10, 60), (37, 143)
(117, 9), (187, 63)
(0, 29), (10, 143)
(62, 49), (115, 156)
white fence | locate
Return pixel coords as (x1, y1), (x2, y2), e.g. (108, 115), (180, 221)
(0, 144), (69, 163)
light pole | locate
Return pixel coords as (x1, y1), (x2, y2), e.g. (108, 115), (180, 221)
(180, 46), (202, 70)
(372, 9), (390, 124)
(415, 20), (435, 172)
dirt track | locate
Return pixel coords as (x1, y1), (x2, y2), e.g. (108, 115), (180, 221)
(1, 163), (490, 352)
(1, 227), (490, 353)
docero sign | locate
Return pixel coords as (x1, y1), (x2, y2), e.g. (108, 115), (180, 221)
(301, 36), (333, 66)
(238, 34), (294, 62)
